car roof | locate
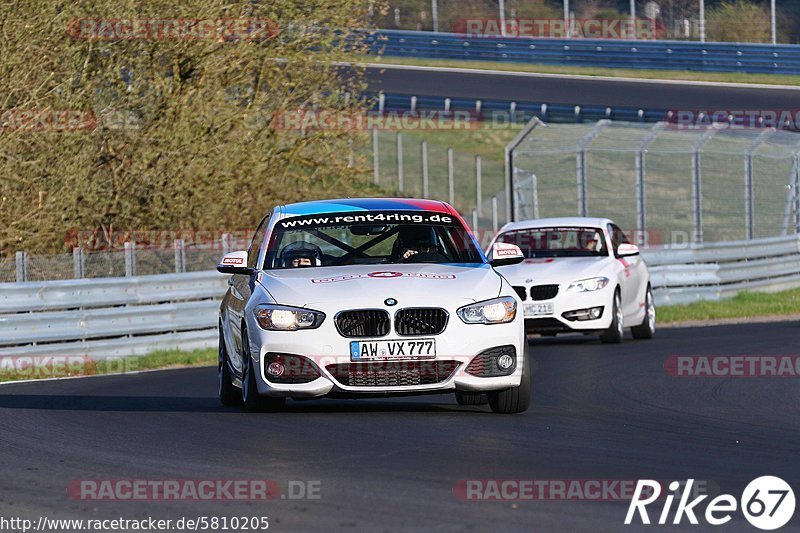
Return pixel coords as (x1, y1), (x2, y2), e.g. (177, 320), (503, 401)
(279, 197), (454, 218)
(498, 217), (613, 233)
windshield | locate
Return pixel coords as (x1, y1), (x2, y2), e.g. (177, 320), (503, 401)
(264, 210), (485, 269)
(497, 227), (607, 258)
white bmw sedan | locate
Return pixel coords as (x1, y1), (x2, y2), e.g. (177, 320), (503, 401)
(490, 217), (655, 343)
(216, 198), (531, 413)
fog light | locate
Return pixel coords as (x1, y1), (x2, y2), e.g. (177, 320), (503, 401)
(497, 354), (514, 370)
(562, 306), (604, 322)
(267, 361), (285, 377)
(589, 306), (603, 319)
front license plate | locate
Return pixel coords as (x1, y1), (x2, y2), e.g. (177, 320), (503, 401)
(350, 339), (436, 361)
(524, 303), (554, 317)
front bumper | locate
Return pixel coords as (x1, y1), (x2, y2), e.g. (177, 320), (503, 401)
(245, 313), (526, 398)
(520, 284), (614, 334)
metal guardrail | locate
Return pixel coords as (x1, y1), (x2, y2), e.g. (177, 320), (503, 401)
(1, 235), (798, 358)
(367, 29), (800, 74)
(0, 272), (227, 358)
(643, 235), (800, 305)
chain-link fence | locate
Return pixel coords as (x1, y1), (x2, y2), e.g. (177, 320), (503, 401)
(374, 0), (793, 43)
(5, 235), (251, 283)
(511, 120), (800, 246)
(368, 128), (511, 242)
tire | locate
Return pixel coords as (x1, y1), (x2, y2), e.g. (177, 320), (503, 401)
(241, 329), (286, 413)
(487, 347), (532, 414)
(455, 391), (488, 406)
(218, 326), (242, 407)
(600, 290), (624, 344)
(631, 285), (656, 340)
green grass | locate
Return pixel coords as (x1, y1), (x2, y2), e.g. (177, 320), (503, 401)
(659, 288), (800, 323)
(0, 347), (216, 383)
(359, 55), (800, 86)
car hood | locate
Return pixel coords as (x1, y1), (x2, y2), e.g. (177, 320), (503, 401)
(257, 263), (502, 309)
(496, 256), (611, 285)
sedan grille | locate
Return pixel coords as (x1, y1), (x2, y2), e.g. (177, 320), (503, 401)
(326, 361), (459, 387)
(512, 286), (528, 301)
(335, 310), (390, 338)
(530, 284), (559, 300)
(395, 308), (448, 336)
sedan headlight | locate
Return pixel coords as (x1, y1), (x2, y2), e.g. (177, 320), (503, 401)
(254, 305), (325, 331)
(457, 296), (517, 325)
(567, 277), (610, 293)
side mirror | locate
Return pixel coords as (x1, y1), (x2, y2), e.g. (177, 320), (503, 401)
(488, 243), (525, 267)
(617, 243), (640, 257)
(217, 251), (253, 275)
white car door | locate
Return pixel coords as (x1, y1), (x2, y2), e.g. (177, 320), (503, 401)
(607, 223), (646, 323)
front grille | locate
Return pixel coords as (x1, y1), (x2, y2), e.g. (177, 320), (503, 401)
(335, 310), (390, 338)
(395, 308), (448, 336)
(326, 361), (459, 387)
(466, 345), (517, 377)
(513, 286), (528, 301)
(530, 284), (559, 300)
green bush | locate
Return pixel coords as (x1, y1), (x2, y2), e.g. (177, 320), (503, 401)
(0, 1), (378, 255)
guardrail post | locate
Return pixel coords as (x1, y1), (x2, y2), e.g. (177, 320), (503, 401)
(447, 147), (455, 205)
(124, 242), (136, 277)
(396, 132), (404, 192)
(72, 247), (84, 279)
(372, 127), (380, 185)
(421, 141), (429, 198)
(15, 251), (28, 282)
(475, 155), (482, 215)
(174, 239), (186, 273)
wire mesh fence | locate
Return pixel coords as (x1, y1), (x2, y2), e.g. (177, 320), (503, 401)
(511, 120), (800, 246)
(2, 236), (253, 283)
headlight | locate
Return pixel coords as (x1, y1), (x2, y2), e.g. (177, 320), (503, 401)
(567, 277), (610, 292)
(457, 296), (517, 325)
(254, 305), (325, 331)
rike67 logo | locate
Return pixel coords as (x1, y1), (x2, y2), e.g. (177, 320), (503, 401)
(626, 477), (795, 530)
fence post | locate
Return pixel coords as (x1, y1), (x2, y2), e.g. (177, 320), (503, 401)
(174, 239), (186, 273)
(421, 141), (429, 199)
(72, 247), (84, 279)
(447, 147), (455, 205)
(472, 209), (479, 234)
(372, 127), (380, 185)
(634, 122), (666, 247)
(744, 129), (774, 240)
(475, 155), (482, 215)
(221, 233), (233, 255)
(691, 126), (721, 244)
(576, 120), (611, 217)
(15, 251), (28, 282)
(124, 241), (136, 277)
(531, 174), (540, 219)
(397, 132), (404, 193)
(431, 0), (438, 32)
(492, 196), (499, 234)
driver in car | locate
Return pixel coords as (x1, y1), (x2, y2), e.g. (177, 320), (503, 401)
(281, 241), (323, 268)
(395, 226), (441, 261)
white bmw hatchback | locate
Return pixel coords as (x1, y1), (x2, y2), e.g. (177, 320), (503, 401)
(216, 198), (531, 413)
(490, 217), (655, 343)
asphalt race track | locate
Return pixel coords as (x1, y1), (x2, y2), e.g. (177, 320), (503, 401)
(363, 64), (800, 110)
(1, 321), (799, 531)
